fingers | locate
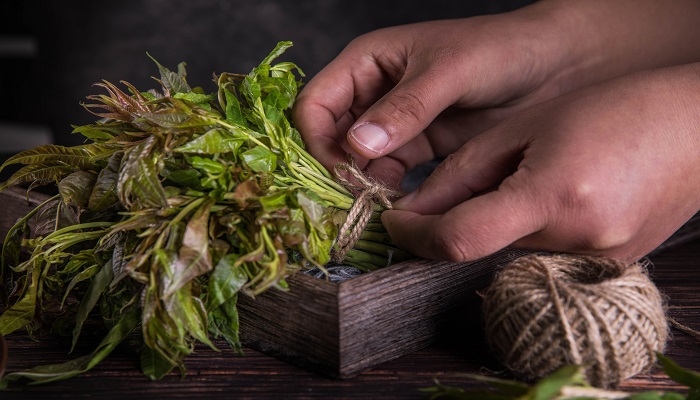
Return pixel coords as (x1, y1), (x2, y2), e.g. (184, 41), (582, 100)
(382, 173), (545, 261)
(393, 123), (528, 215)
(347, 71), (463, 159)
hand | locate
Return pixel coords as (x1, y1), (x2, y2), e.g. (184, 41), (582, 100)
(293, 0), (700, 189)
(293, 12), (567, 188)
(383, 64), (700, 263)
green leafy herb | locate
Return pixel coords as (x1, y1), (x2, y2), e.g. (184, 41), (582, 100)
(0, 41), (409, 386)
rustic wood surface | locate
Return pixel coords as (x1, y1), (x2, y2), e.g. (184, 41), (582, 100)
(1, 237), (698, 399)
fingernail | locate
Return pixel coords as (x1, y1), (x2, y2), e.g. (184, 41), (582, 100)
(350, 123), (389, 153)
(393, 190), (417, 209)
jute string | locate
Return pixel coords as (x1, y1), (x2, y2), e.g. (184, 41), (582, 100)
(481, 254), (669, 388)
(331, 162), (399, 263)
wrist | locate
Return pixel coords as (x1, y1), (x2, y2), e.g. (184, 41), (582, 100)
(511, 0), (700, 96)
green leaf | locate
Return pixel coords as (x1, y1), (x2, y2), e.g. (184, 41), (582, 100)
(527, 365), (586, 400)
(61, 264), (99, 306)
(658, 353), (700, 399)
(297, 190), (326, 232)
(117, 136), (168, 209)
(223, 88), (247, 126)
(259, 41), (293, 68)
(209, 297), (243, 354)
(59, 171), (98, 208)
(70, 124), (116, 141)
(163, 199), (214, 297)
(148, 53), (191, 95)
(206, 254), (247, 310)
(260, 191), (288, 213)
(165, 285), (215, 349)
(173, 92), (214, 110)
(241, 146), (277, 173)
(88, 152), (122, 212)
(71, 259), (114, 352)
(0, 163), (74, 192)
(0, 308), (139, 386)
(0, 266), (39, 335)
(0, 144), (102, 174)
(140, 345), (175, 380)
(174, 128), (244, 154)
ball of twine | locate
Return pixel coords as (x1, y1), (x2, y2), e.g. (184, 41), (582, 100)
(482, 254), (668, 388)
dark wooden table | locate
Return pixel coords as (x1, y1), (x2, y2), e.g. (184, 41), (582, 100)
(2, 240), (699, 399)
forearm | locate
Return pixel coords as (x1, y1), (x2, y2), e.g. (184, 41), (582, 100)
(514, 0), (700, 94)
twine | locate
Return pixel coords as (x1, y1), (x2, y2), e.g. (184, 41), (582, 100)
(482, 254), (668, 388)
(331, 162), (400, 263)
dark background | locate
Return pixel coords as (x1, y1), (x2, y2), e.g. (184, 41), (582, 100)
(1, 0), (534, 153)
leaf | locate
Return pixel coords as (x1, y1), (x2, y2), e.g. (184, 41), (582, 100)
(88, 152), (122, 212)
(658, 353), (700, 399)
(160, 161), (201, 188)
(163, 199), (214, 297)
(0, 308), (139, 387)
(241, 146), (277, 173)
(174, 128), (245, 155)
(223, 87), (247, 126)
(71, 259), (114, 352)
(117, 136), (168, 210)
(58, 171), (98, 208)
(209, 297), (242, 354)
(61, 264), (99, 306)
(165, 285), (215, 349)
(260, 191), (288, 213)
(297, 190), (326, 232)
(70, 125), (116, 141)
(206, 254), (247, 310)
(0, 144), (102, 174)
(231, 180), (262, 208)
(0, 163), (74, 192)
(140, 346), (175, 380)
(173, 92), (214, 110)
(0, 266), (39, 335)
(148, 53), (191, 95)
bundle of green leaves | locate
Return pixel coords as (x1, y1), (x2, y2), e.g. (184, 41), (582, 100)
(0, 42), (409, 386)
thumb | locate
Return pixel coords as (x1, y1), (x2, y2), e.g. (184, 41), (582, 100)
(382, 171), (545, 262)
(347, 72), (461, 158)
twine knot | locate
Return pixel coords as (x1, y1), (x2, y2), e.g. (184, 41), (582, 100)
(482, 254), (668, 388)
(332, 162), (400, 263)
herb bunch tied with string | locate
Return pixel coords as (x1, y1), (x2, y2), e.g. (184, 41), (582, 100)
(0, 42), (409, 385)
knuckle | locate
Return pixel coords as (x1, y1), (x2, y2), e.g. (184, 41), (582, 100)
(554, 177), (632, 251)
(429, 218), (484, 262)
(382, 89), (429, 127)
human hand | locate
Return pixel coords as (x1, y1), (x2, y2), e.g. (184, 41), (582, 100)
(293, 0), (700, 189)
(293, 13), (566, 189)
(383, 64), (700, 263)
